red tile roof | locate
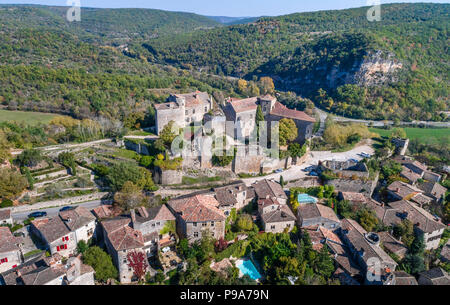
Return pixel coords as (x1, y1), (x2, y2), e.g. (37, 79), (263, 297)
(168, 195), (226, 222)
(101, 217), (145, 251)
(228, 97), (258, 113)
(270, 101), (315, 123)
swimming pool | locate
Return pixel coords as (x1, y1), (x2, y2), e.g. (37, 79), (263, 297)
(236, 259), (262, 280)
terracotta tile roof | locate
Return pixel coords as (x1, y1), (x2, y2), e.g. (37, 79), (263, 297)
(0, 227), (20, 253)
(298, 204), (340, 223)
(270, 101), (315, 123)
(387, 200), (446, 233)
(101, 217), (144, 251)
(303, 226), (342, 251)
(31, 217), (71, 244)
(258, 197), (280, 209)
(387, 181), (422, 199)
(340, 192), (367, 203)
(59, 206), (95, 231)
(419, 268), (450, 285)
(340, 219), (397, 270)
(0, 209), (11, 221)
(261, 205), (296, 224)
(174, 91), (210, 108)
(400, 167), (422, 183)
(134, 204), (175, 224)
(214, 181), (249, 208)
(92, 205), (117, 219)
(154, 102), (178, 110)
(228, 97), (258, 113)
(378, 232), (408, 257)
(417, 181), (447, 200)
(410, 193), (433, 206)
(394, 271), (418, 285)
(252, 179), (287, 200)
(168, 195), (226, 222)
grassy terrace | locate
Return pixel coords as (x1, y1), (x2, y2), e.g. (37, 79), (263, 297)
(369, 127), (450, 144)
(0, 109), (67, 125)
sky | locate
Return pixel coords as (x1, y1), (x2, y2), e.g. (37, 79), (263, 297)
(0, 0), (448, 17)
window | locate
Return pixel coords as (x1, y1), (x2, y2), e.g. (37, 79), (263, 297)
(211, 221), (215, 227)
(287, 224), (291, 228)
(202, 223), (207, 227)
(185, 110), (188, 115)
(193, 232), (199, 238)
(152, 223), (155, 227)
(193, 222), (197, 227)
(0, 258), (8, 263)
(193, 109), (196, 114)
(205, 107), (208, 112)
(271, 225), (275, 230)
(156, 222), (160, 226)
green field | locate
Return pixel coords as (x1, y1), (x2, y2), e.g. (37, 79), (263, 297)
(370, 127), (450, 144)
(0, 109), (63, 125)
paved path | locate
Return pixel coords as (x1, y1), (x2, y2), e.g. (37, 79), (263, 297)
(12, 200), (104, 222)
(242, 143), (374, 186)
(315, 108), (450, 128)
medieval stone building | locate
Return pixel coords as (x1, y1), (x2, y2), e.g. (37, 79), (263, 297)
(154, 91), (213, 135)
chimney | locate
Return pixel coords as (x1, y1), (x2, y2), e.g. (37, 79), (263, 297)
(130, 209), (136, 224)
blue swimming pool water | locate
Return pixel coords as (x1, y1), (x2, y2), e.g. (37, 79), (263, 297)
(237, 259), (262, 280)
(297, 193), (318, 204)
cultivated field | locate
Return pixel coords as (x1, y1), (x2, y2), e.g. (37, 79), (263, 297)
(0, 110), (63, 125)
(370, 127), (450, 144)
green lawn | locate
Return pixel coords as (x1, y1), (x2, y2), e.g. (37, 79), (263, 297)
(0, 109), (63, 125)
(370, 127), (450, 144)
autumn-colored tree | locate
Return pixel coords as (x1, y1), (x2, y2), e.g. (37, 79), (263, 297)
(259, 77), (275, 95)
(114, 181), (145, 211)
(127, 250), (148, 282)
(279, 118), (298, 146)
(237, 79), (248, 94)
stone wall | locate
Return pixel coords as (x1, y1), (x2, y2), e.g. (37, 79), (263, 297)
(154, 167), (183, 185)
(125, 140), (150, 156)
(325, 174), (378, 197)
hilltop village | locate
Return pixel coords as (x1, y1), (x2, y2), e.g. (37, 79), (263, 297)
(0, 90), (449, 286)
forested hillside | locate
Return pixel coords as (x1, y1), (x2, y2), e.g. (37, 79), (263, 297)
(138, 3), (449, 121)
(0, 5), (237, 122)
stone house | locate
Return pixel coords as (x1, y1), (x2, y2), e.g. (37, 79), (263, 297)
(339, 219), (397, 285)
(101, 217), (147, 283)
(259, 95), (315, 143)
(213, 181), (255, 216)
(400, 166), (422, 185)
(0, 227), (23, 273)
(386, 181), (423, 202)
(0, 209), (13, 226)
(257, 198), (296, 233)
(423, 171), (442, 183)
(252, 179), (288, 205)
(404, 160), (428, 176)
(154, 91), (212, 135)
(417, 181), (447, 204)
(59, 206), (96, 245)
(338, 192), (368, 205)
(417, 268), (450, 285)
(30, 218), (77, 257)
(0, 253), (94, 285)
(223, 97), (258, 138)
(377, 231), (408, 260)
(391, 138), (409, 156)
(297, 204), (341, 230)
(223, 95), (315, 143)
(130, 204), (176, 256)
(30, 206), (96, 258)
(167, 194), (226, 243)
(381, 200), (446, 250)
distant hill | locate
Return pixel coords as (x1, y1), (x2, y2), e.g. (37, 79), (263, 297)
(0, 5), (221, 42)
(138, 3), (450, 121)
(206, 16), (259, 25)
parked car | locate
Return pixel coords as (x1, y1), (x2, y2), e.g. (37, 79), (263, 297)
(349, 158), (359, 163)
(308, 171), (319, 177)
(28, 211), (47, 218)
(59, 206), (75, 212)
(303, 166), (315, 172)
(275, 169), (284, 173)
(359, 152), (372, 158)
